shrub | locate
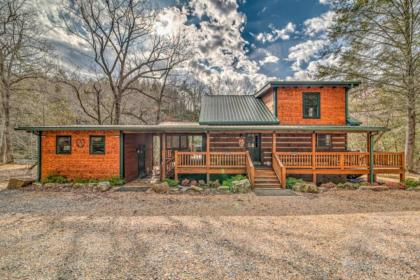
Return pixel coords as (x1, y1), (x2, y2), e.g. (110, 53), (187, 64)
(222, 175), (247, 188)
(404, 178), (420, 189)
(42, 174), (68, 184)
(164, 178), (179, 187)
(286, 177), (304, 189)
(108, 176), (125, 186)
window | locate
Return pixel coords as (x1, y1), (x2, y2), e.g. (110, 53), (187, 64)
(188, 135), (205, 151)
(303, 92), (320, 118)
(56, 136), (71, 154)
(90, 136), (105, 154)
(317, 134), (332, 148)
(167, 135), (188, 150)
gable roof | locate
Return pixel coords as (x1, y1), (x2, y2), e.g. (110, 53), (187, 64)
(255, 80), (361, 97)
(199, 95), (278, 125)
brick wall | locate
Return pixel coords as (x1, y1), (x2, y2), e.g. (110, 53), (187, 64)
(41, 130), (121, 180)
(277, 87), (346, 125)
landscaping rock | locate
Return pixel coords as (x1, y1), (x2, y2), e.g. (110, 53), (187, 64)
(7, 178), (34, 189)
(189, 186), (203, 192)
(217, 185), (231, 193)
(320, 182), (337, 189)
(231, 179), (251, 193)
(190, 180), (198, 186)
(88, 182), (98, 188)
(198, 180), (206, 187)
(97, 181), (111, 192)
(359, 185), (389, 192)
(409, 187), (420, 192)
(209, 180), (221, 188)
(169, 187), (180, 194)
(57, 183), (73, 189)
(181, 178), (190, 186)
(152, 182), (169, 193)
(43, 183), (56, 189)
(337, 182), (359, 190)
(293, 182), (319, 193)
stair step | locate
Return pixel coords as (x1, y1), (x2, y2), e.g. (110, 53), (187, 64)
(254, 184), (281, 189)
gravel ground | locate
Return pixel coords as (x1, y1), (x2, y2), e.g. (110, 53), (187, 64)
(0, 188), (419, 280)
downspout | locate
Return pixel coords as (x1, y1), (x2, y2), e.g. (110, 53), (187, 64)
(37, 132), (42, 182)
(120, 131), (125, 178)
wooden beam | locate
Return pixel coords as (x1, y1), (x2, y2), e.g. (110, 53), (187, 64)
(312, 132), (316, 184)
(272, 132), (276, 156)
(206, 132), (210, 183)
(161, 133), (166, 181)
(368, 132), (374, 184)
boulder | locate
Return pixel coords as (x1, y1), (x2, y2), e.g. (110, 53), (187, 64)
(169, 187), (180, 194)
(190, 180), (198, 186)
(231, 179), (251, 193)
(209, 180), (221, 188)
(359, 185), (389, 191)
(198, 180), (206, 187)
(152, 182), (169, 193)
(293, 182), (319, 193)
(97, 181), (111, 192)
(7, 178), (34, 189)
(181, 178), (190, 186)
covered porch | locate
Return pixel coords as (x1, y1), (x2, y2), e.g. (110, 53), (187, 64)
(163, 127), (405, 188)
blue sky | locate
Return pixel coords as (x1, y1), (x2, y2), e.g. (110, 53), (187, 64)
(38, 0), (335, 93)
(240, 0), (330, 78)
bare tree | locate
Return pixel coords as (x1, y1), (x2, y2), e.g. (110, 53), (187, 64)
(0, 0), (49, 163)
(62, 0), (187, 124)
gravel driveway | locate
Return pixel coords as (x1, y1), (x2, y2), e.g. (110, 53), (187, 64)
(0, 188), (419, 279)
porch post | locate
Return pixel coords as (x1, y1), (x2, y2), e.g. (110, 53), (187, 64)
(37, 132), (42, 182)
(312, 132), (316, 184)
(206, 132), (210, 183)
(272, 132), (276, 159)
(368, 132), (375, 184)
(161, 133), (166, 181)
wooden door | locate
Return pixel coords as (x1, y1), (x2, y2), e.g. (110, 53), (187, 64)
(246, 134), (261, 163)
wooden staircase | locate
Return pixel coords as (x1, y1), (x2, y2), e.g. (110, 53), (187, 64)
(254, 166), (281, 189)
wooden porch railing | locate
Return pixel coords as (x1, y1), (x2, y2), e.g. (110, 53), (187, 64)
(175, 151), (257, 186)
(276, 151), (404, 170)
(272, 153), (286, 188)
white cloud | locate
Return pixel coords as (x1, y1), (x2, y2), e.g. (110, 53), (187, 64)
(258, 51), (279, 66)
(287, 39), (325, 71)
(304, 11), (336, 37)
(319, 0), (333, 5)
(253, 22), (295, 43)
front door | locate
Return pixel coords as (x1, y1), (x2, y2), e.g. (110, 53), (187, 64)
(245, 134), (261, 164)
(137, 144), (147, 178)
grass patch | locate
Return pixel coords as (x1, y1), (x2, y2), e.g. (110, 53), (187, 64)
(222, 175), (247, 188)
(286, 177), (304, 189)
(42, 174), (68, 184)
(164, 178), (179, 187)
(108, 176), (125, 186)
(404, 178), (420, 189)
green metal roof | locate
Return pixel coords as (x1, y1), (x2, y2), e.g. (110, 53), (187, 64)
(346, 116), (363, 126)
(255, 80), (361, 97)
(15, 124), (389, 133)
(199, 95), (278, 125)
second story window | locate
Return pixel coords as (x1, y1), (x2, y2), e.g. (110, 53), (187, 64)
(56, 136), (71, 154)
(90, 136), (105, 154)
(303, 93), (320, 118)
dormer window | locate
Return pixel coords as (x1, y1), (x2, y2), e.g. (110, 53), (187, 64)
(303, 93), (320, 119)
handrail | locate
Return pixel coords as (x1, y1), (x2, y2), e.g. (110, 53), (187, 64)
(245, 152), (255, 187)
(272, 153), (286, 188)
(176, 151), (247, 168)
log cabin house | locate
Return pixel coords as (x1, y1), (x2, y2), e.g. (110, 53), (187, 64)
(16, 81), (405, 188)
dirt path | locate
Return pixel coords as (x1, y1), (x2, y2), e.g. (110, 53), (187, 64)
(0, 190), (419, 279)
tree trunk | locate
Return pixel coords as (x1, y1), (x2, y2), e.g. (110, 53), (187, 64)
(113, 93), (122, 125)
(405, 90), (416, 172)
(0, 87), (13, 163)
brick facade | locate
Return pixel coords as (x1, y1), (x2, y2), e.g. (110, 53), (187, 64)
(41, 130), (121, 180)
